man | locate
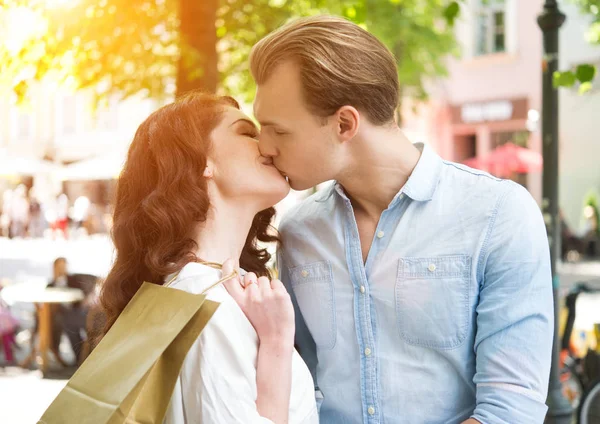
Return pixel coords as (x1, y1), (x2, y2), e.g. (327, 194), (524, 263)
(9, 185), (29, 238)
(251, 16), (553, 423)
(47, 257), (97, 364)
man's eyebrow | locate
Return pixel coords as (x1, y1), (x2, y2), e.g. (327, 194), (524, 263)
(257, 120), (279, 127)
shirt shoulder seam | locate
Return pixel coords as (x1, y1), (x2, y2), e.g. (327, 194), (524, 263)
(441, 160), (503, 181)
(476, 181), (515, 284)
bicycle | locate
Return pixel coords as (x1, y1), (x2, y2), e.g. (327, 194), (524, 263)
(559, 282), (600, 424)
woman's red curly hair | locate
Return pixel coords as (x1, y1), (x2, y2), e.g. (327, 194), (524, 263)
(97, 92), (278, 337)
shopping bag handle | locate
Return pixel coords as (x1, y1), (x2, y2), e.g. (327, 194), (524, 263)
(164, 261), (238, 294)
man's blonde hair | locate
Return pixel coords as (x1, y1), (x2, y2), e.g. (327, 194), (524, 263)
(250, 15), (399, 125)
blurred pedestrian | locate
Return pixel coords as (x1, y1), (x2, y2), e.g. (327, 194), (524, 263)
(0, 288), (19, 364)
(582, 205), (599, 257)
(561, 209), (585, 261)
(9, 185), (29, 238)
(73, 195), (91, 230)
(44, 258), (98, 365)
(28, 189), (46, 238)
(0, 189), (12, 238)
(55, 192), (69, 239)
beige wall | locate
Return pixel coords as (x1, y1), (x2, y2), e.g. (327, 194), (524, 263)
(558, 2), (600, 232)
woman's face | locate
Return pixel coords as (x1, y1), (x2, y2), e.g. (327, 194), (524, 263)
(209, 107), (290, 209)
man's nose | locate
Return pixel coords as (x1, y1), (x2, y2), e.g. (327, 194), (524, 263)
(258, 135), (277, 158)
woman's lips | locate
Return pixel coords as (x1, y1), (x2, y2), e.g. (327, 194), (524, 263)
(259, 156), (287, 177)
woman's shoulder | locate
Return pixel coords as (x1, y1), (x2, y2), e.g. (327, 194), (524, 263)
(168, 275), (231, 303)
(175, 276), (260, 385)
(167, 264), (258, 349)
(167, 262), (235, 301)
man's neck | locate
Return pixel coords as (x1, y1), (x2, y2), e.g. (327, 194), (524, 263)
(192, 197), (257, 269)
(337, 126), (421, 220)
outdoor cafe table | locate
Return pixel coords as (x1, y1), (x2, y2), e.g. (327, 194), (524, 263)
(1, 285), (84, 375)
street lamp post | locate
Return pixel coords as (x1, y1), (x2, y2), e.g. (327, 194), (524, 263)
(537, 1), (571, 422)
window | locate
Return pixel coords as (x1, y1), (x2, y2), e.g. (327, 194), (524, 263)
(62, 95), (77, 134)
(17, 112), (32, 139)
(97, 98), (118, 131)
(491, 130), (531, 189)
(10, 108), (35, 142)
(475, 1), (506, 56)
(491, 130), (530, 148)
(493, 11), (505, 52)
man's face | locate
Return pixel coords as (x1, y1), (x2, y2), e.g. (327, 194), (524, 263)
(254, 61), (341, 191)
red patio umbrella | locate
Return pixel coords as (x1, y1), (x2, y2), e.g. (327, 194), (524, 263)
(463, 142), (542, 178)
(463, 156), (486, 169)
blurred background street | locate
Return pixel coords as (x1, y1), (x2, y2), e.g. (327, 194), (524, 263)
(2, 0), (600, 422)
(1, 244), (599, 423)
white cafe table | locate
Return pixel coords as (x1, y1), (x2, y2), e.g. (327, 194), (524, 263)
(1, 285), (84, 375)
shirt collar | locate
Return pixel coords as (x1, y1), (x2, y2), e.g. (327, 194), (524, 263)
(401, 142), (443, 202)
(330, 142), (443, 205)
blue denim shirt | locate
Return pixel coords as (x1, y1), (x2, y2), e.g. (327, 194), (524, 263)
(278, 144), (553, 424)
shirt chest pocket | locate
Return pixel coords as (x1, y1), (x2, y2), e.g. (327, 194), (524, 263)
(395, 255), (472, 349)
(290, 260), (337, 351)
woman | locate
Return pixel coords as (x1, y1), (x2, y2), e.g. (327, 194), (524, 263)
(0, 288), (19, 364)
(98, 93), (318, 423)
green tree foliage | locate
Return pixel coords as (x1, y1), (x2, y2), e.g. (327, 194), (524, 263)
(1, 0), (460, 106)
(553, 0), (599, 93)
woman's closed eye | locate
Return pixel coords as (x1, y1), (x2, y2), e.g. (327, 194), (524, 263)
(239, 122), (259, 139)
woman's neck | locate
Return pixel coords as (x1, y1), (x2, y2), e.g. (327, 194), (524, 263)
(192, 198), (257, 269)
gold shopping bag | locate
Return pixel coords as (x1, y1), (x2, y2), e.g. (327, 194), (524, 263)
(39, 282), (220, 424)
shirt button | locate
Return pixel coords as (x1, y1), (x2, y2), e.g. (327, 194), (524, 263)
(301, 270), (309, 277)
(368, 406), (375, 415)
(428, 263), (436, 272)
(376, 230), (385, 239)
(364, 347), (372, 356)
(360, 285), (366, 294)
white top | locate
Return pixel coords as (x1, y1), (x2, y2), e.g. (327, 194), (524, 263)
(164, 262), (319, 424)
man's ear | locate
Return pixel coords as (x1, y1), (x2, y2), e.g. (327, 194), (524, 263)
(334, 106), (360, 143)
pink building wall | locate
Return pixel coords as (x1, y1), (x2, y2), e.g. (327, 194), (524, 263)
(403, 0), (544, 202)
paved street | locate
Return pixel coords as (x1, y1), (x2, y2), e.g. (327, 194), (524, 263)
(0, 236), (114, 423)
(1, 237), (600, 423)
(0, 366), (74, 424)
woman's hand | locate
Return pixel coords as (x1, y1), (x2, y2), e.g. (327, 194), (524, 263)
(222, 259), (293, 424)
(223, 259), (295, 346)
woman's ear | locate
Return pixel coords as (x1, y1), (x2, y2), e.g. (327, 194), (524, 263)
(203, 160), (214, 178)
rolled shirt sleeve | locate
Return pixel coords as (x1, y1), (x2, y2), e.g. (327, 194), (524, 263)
(472, 183), (553, 423)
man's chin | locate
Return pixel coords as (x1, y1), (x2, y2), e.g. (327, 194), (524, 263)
(288, 178), (314, 192)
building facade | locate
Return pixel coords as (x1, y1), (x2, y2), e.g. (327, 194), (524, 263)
(405, 0), (600, 230)
(0, 83), (161, 204)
